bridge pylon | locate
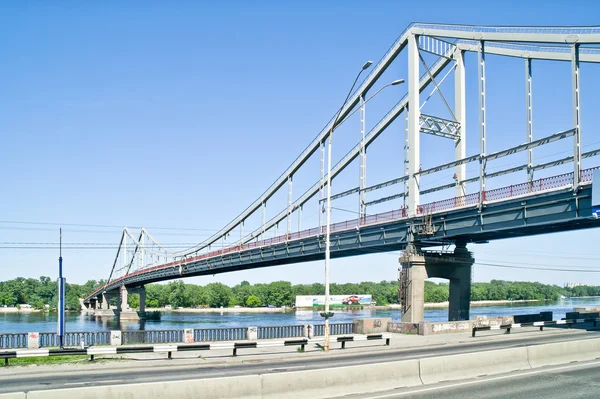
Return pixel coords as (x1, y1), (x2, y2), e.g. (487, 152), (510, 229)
(399, 242), (474, 323)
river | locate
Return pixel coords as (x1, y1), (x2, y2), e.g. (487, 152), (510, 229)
(1, 298), (598, 334)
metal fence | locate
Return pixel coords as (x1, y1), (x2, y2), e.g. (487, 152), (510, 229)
(193, 327), (247, 342)
(0, 333), (27, 349)
(258, 325), (304, 339)
(39, 331), (112, 348)
(313, 323), (354, 336)
(1, 323), (355, 349)
(122, 329), (184, 345)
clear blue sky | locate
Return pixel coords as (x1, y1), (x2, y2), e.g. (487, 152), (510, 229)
(2, 0), (600, 288)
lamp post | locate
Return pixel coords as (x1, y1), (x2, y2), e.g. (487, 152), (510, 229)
(321, 60), (372, 352)
(323, 66), (404, 351)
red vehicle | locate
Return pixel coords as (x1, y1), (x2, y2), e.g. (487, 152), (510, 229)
(342, 295), (360, 305)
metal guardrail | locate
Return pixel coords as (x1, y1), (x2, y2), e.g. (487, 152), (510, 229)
(193, 327), (247, 342)
(472, 318), (600, 337)
(0, 333), (27, 349)
(258, 325), (303, 339)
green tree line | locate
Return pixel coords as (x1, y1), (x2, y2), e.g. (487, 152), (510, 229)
(0, 277), (597, 310)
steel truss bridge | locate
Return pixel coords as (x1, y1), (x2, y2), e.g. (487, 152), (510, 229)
(85, 23), (600, 303)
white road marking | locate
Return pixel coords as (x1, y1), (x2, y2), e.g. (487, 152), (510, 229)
(63, 382), (86, 386)
(96, 379), (123, 384)
(360, 359), (600, 398)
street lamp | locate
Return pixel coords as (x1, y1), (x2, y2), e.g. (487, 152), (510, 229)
(321, 61), (372, 352)
(322, 70), (405, 351)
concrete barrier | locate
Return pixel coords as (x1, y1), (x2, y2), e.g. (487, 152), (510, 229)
(352, 318), (391, 334)
(418, 321), (472, 335)
(26, 375), (262, 399)
(261, 359), (421, 399)
(527, 337), (600, 368)
(0, 393), (26, 399)
(419, 347), (531, 384)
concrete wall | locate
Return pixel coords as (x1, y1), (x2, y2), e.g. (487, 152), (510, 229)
(472, 315), (514, 327)
(390, 316), (514, 336)
(352, 318), (391, 334)
(418, 320), (473, 335)
(388, 322), (419, 334)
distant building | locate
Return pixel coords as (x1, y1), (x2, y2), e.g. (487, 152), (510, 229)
(564, 282), (585, 289)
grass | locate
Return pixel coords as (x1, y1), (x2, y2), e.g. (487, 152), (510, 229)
(1, 355), (123, 367)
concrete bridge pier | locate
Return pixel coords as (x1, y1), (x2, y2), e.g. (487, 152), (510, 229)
(94, 292), (117, 317)
(119, 285), (146, 320)
(400, 243), (474, 323)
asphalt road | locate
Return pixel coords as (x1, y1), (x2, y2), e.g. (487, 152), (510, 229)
(349, 360), (600, 399)
(1, 329), (599, 393)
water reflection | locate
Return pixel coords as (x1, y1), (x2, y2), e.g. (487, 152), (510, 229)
(0, 297), (598, 333)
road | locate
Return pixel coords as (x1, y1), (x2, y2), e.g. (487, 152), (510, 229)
(1, 329), (599, 394)
(347, 360), (600, 399)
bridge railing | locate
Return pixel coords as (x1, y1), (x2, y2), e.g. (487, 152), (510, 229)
(0, 333), (27, 349)
(313, 323), (354, 336)
(122, 329), (184, 345)
(38, 331), (113, 347)
(193, 327), (247, 342)
(257, 325), (304, 339)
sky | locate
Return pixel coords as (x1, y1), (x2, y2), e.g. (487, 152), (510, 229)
(2, 0), (600, 288)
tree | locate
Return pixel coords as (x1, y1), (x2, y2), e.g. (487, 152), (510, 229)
(246, 295), (261, 308)
(206, 283), (232, 308)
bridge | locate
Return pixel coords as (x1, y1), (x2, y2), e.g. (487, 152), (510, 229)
(84, 23), (600, 323)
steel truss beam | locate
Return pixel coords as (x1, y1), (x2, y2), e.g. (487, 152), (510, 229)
(410, 24), (600, 44)
(457, 41), (600, 63)
(420, 114), (460, 139)
(418, 36), (457, 59)
(417, 129), (576, 177)
(322, 176), (409, 203)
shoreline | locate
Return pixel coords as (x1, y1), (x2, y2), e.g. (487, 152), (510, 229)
(2, 297), (597, 314)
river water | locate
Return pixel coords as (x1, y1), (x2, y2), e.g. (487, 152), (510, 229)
(1, 298), (598, 334)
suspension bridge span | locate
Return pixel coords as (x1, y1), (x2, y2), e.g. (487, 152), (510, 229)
(84, 23), (600, 323)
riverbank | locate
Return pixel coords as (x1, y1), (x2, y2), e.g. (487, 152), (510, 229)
(424, 299), (542, 309)
(146, 307), (293, 313)
(0, 308), (39, 313)
(155, 299), (545, 313)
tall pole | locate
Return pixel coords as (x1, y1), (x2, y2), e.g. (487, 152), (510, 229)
(323, 60), (373, 352)
(57, 228), (65, 349)
(324, 129), (333, 352)
(359, 94), (367, 220)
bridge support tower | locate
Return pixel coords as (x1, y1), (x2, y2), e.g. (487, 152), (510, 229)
(399, 243), (474, 323)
